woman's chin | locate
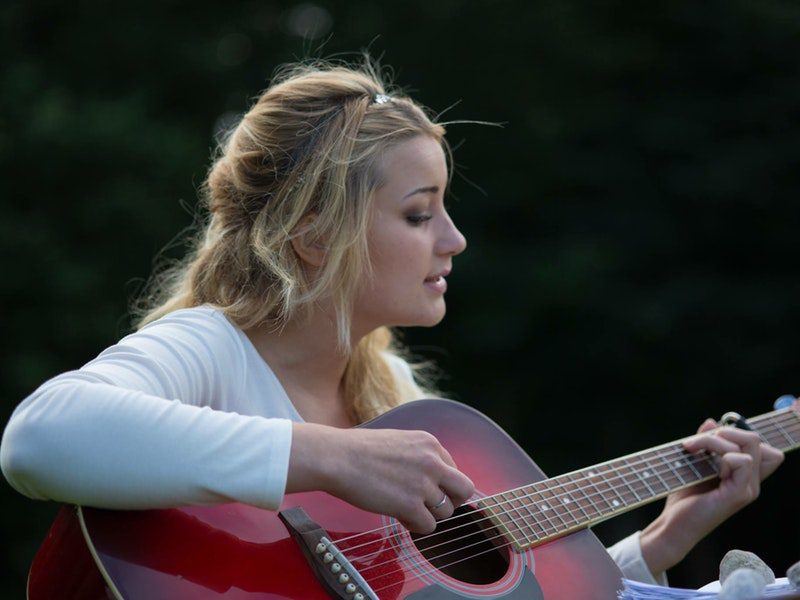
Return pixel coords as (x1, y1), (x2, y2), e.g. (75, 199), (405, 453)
(411, 305), (447, 328)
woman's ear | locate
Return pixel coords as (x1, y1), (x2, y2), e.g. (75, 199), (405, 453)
(290, 213), (326, 267)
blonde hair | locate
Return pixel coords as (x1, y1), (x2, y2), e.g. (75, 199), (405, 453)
(131, 57), (447, 423)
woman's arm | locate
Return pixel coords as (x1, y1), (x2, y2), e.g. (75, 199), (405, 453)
(1, 308), (291, 509)
(1, 308), (474, 530)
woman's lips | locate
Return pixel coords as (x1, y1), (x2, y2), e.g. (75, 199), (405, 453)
(424, 274), (447, 293)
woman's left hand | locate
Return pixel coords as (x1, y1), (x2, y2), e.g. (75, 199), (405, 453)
(639, 410), (788, 575)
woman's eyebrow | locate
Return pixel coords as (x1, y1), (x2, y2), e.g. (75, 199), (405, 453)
(402, 185), (439, 200)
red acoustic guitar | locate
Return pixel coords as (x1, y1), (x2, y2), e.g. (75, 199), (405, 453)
(27, 399), (799, 599)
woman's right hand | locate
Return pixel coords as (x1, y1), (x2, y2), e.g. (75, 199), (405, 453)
(287, 423), (475, 534)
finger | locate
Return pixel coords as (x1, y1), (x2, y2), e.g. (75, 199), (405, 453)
(682, 433), (741, 455)
(439, 466), (475, 507)
(714, 427), (762, 452)
(697, 418), (718, 433)
(402, 508), (437, 534)
(438, 445), (458, 469)
(425, 487), (448, 509)
(717, 452), (758, 505)
(758, 443), (784, 480)
(425, 489), (454, 521)
(715, 428), (761, 488)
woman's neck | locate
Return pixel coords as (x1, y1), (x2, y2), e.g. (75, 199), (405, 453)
(243, 308), (359, 427)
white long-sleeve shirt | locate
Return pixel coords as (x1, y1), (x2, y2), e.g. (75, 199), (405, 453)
(0, 305), (664, 584)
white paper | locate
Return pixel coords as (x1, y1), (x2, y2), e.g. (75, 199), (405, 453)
(619, 577), (795, 599)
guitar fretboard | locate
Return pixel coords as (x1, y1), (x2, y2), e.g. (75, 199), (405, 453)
(478, 407), (800, 551)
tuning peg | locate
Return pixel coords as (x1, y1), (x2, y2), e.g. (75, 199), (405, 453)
(774, 395), (797, 410)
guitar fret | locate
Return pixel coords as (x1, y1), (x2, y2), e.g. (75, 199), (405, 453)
(586, 468), (615, 514)
(558, 477), (591, 520)
(647, 451), (671, 494)
(597, 464), (628, 510)
(551, 480), (583, 518)
(618, 461), (644, 502)
(648, 453), (671, 492)
(484, 406), (798, 552)
(564, 473), (600, 522)
(481, 495), (526, 548)
(503, 491), (536, 546)
(511, 488), (545, 542)
(633, 462), (656, 497)
(694, 453), (718, 478)
(770, 417), (794, 447)
(749, 410), (800, 452)
(667, 455), (687, 485)
(520, 485), (548, 540)
(539, 485), (574, 529)
(654, 449), (680, 488)
(685, 455), (702, 479)
(763, 427), (784, 448)
(620, 459), (647, 502)
(528, 486), (561, 535)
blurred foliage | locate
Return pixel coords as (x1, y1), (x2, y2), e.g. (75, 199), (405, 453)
(1, 0), (799, 595)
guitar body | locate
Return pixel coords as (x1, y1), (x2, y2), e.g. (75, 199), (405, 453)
(28, 399), (624, 599)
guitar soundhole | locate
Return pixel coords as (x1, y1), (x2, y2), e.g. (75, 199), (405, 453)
(410, 504), (509, 584)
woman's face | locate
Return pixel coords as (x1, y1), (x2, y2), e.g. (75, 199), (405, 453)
(353, 135), (467, 331)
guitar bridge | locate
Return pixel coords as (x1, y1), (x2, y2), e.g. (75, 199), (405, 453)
(279, 507), (378, 600)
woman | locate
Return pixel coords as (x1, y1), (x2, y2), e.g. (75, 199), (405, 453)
(0, 58), (787, 588)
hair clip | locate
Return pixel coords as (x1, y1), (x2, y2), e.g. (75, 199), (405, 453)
(373, 94), (392, 104)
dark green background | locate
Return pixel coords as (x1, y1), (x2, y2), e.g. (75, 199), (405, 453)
(2, 0), (798, 596)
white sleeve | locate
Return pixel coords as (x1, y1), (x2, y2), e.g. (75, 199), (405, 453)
(606, 531), (668, 586)
(0, 308), (292, 510)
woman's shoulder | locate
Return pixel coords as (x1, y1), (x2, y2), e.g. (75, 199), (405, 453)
(131, 305), (242, 351)
(96, 306), (248, 382)
(82, 305), (248, 404)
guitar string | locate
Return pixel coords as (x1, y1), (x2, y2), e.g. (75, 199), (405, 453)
(342, 417), (800, 574)
(358, 422), (799, 595)
(330, 413), (798, 555)
(354, 418), (800, 592)
(332, 415), (799, 560)
(336, 412), (791, 550)
(340, 443), (715, 561)
(343, 415), (800, 561)
(343, 420), (800, 596)
(347, 446), (720, 571)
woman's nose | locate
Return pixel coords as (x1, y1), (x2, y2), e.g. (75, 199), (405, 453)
(437, 215), (467, 256)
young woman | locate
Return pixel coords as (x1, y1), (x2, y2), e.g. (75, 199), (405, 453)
(0, 59), (788, 589)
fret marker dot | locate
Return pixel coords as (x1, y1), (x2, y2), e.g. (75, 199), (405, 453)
(588, 471), (596, 476)
(674, 461), (682, 467)
(612, 500), (621, 507)
(643, 471), (651, 478)
(540, 503), (550, 511)
(562, 496), (572, 504)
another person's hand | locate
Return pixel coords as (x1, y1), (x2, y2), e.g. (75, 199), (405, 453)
(288, 423), (475, 533)
(640, 401), (796, 575)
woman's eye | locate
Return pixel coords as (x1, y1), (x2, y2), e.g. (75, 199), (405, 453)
(406, 214), (433, 225)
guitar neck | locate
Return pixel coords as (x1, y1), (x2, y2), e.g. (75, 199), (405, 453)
(479, 406), (800, 551)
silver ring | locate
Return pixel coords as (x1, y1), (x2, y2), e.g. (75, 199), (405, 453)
(429, 492), (448, 510)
